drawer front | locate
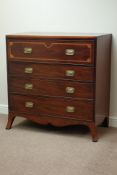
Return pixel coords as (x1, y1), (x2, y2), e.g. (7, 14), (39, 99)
(9, 95), (94, 121)
(8, 40), (94, 64)
(8, 62), (94, 82)
(9, 78), (94, 99)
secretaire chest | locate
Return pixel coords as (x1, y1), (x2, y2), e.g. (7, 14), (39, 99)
(6, 33), (112, 141)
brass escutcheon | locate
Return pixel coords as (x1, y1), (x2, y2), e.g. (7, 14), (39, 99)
(66, 106), (75, 113)
(24, 84), (33, 90)
(25, 102), (34, 108)
(66, 87), (75, 94)
(65, 70), (75, 77)
(24, 67), (33, 74)
(65, 49), (75, 56)
(24, 47), (32, 54)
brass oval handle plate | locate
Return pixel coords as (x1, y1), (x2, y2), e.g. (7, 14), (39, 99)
(24, 67), (33, 74)
(66, 87), (75, 94)
(24, 47), (32, 54)
(65, 49), (75, 56)
(24, 84), (33, 90)
(66, 106), (75, 113)
(25, 102), (34, 108)
(65, 70), (75, 77)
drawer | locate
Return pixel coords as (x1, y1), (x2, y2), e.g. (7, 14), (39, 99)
(8, 40), (94, 64)
(8, 62), (94, 82)
(9, 95), (94, 121)
(9, 78), (94, 99)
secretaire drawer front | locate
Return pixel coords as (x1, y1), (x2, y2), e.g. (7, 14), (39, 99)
(8, 41), (94, 64)
(8, 62), (94, 82)
(10, 95), (94, 121)
(9, 78), (94, 99)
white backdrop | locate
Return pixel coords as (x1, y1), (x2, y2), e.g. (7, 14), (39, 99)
(0, 0), (117, 125)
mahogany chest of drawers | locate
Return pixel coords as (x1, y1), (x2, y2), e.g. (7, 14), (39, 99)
(6, 33), (112, 141)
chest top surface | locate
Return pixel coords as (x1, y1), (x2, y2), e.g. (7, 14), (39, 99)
(6, 32), (111, 39)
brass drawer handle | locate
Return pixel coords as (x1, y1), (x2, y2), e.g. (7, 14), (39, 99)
(24, 84), (33, 90)
(65, 70), (75, 77)
(66, 87), (75, 94)
(25, 102), (34, 108)
(65, 49), (75, 56)
(66, 106), (75, 113)
(24, 67), (33, 74)
(24, 47), (32, 54)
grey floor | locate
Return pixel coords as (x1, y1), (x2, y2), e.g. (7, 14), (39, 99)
(0, 114), (117, 175)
